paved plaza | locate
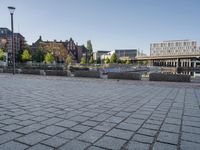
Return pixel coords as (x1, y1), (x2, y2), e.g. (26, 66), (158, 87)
(0, 74), (200, 150)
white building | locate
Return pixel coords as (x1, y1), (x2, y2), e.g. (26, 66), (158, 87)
(101, 49), (137, 60)
(93, 50), (110, 60)
(150, 40), (200, 56)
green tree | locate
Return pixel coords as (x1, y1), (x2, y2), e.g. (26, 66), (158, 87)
(80, 56), (86, 65)
(66, 55), (72, 65)
(33, 48), (44, 62)
(117, 59), (122, 64)
(96, 57), (101, 64)
(44, 52), (54, 64)
(21, 49), (32, 62)
(89, 53), (94, 64)
(104, 57), (110, 64)
(0, 49), (5, 61)
(16, 49), (23, 62)
(126, 59), (131, 64)
(137, 61), (143, 66)
(86, 40), (93, 54)
(110, 53), (118, 63)
(143, 60), (148, 66)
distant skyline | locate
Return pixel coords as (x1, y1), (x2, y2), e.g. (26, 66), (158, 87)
(1, 0), (200, 54)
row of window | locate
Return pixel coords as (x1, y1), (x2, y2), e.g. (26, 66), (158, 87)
(152, 49), (200, 53)
(151, 46), (197, 51)
(151, 42), (197, 48)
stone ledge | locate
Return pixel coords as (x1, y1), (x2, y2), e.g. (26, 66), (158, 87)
(149, 73), (191, 82)
(45, 70), (68, 76)
(21, 69), (41, 75)
(107, 72), (141, 80)
(74, 71), (100, 78)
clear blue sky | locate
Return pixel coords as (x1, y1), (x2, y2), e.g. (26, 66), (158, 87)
(1, 0), (200, 54)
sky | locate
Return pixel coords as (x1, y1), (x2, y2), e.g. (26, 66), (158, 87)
(0, 0), (200, 54)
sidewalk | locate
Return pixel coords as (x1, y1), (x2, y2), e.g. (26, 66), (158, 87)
(0, 74), (199, 150)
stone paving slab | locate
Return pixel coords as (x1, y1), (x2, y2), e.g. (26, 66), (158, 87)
(0, 74), (200, 149)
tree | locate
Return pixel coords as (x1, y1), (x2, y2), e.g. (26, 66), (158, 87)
(104, 57), (110, 64)
(33, 48), (44, 62)
(137, 60), (148, 66)
(66, 55), (72, 65)
(96, 57), (101, 64)
(110, 53), (118, 63)
(21, 49), (32, 62)
(89, 53), (94, 64)
(16, 49), (23, 62)
(80, 56), (86, 65)
(86, 40), (93, 54)
(143, 60), (148, 66)
(117, 59), (122, 64)
(0, 49), (5, 61)
(44, 52), (54, 64)
(126, 59), (131, 64)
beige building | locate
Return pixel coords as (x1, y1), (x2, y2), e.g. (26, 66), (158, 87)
(150, 40), (200, 56)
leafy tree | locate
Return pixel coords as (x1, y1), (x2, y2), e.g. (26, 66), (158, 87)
(16, 49), (23, 62)
(126, 59), (131, 64)
(89, 53), (94, 64)
(0, 49), (5, 61)
(143, 60), (148, 66)
(137, 60), (148, 66)
(33, 48), (44, 62)
(110, 53), (117, 63)
(66, 55), (72, 65)
(21, 49), (32, 62)
(44, 52), (54, 64)
(104, 57), (110, 64)
(96, 57), (101, 64)
(80, 56), (86, 65)
(117, 59), (122, 64)
(86, 40), (93, 54)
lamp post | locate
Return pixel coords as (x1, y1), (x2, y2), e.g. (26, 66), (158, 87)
(8, 6), (15, 75)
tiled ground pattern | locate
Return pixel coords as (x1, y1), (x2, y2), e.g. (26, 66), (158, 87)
(0, 74), (200, 150)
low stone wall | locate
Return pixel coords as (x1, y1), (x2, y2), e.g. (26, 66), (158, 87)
(107, 72), (141, 80)
(21, 69), (40, 75)
(3, 69), (13, 73)
(69, 66), (89, 72)
(74, 71), (100, 78)
(149, 73), (191, 82)
(45, 70), (68, 76)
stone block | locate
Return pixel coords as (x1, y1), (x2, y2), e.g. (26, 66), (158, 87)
(21, 69), (40, 75)
(45, 70), (68, 76)
(108, 72), (141, 80)
(3, 68), (13, 73)
(74, 70), (100, 78)
(149, 73), (190, 82)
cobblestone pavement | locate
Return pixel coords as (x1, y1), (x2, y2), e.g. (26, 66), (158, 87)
(0, 74), (200, 150)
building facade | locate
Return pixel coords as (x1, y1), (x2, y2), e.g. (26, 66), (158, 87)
(31, 36), (88, 63)
(93, 50), (110, 61)
(115, 49), (137, 60)
(101, 49), (137, 61)
(148, 40), (200, 67)
(150, 40), (199, 56)
(0, 28), (25, 64)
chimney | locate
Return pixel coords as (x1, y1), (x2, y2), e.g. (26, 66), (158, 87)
(39, 36), (42, 41)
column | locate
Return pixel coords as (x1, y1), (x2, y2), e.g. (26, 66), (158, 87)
(189, 59), (191, 67)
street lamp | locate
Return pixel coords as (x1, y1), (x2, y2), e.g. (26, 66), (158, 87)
(8, 6), (16, 75)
